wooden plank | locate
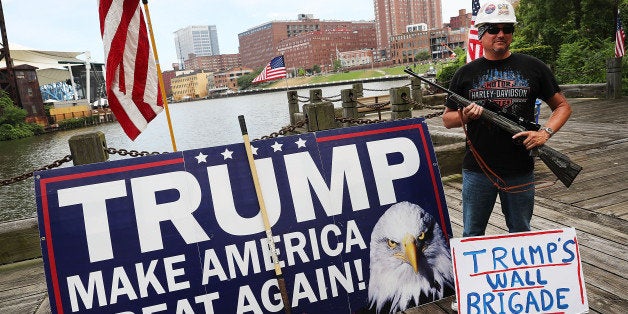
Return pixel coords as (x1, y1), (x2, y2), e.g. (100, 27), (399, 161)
(597, 200), (628, 219)
(585, 284), (628, 314)
(573, 189), (628, 212)
(533, 196), (628, 242)
(0, 259), (47, 313)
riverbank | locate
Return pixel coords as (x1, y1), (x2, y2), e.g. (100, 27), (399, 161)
(174, 73), (409, 102)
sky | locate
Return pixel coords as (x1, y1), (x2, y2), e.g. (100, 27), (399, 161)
(3, 0), (467, 71)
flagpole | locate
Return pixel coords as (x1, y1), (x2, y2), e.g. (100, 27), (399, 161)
(142, 0), (178, 152)
(238, 115), (292, 314)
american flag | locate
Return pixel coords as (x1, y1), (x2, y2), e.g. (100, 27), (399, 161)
(252, 55), (287, 83)
(467, 0), (483, 63)
(99, 0), (163, 140)
(616, 10), (626, 58)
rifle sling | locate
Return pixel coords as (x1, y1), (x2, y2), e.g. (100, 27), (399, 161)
(457, 109), (557, 192)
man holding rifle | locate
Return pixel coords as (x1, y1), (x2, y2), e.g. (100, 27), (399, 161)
(442, 0), (573, 237)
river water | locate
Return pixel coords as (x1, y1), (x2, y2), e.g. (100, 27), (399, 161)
(0, 79), (408, 222)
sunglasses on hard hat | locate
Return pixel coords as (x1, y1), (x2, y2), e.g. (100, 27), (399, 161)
(486, 25), (515, 35)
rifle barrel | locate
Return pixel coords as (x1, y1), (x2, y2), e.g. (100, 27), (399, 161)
(403, 67), (582, 187)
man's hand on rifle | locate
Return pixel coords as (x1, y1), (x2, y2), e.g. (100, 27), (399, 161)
(462, 102), (483, 123)
(513, 130), (550, 150)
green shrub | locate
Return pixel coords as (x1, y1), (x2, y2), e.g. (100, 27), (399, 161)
(512, 45), (554, 65)
(58, 118), (86, 129)
(0, 123), (34, 141)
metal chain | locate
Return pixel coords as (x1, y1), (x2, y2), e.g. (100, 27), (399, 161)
(335, 117), (383, 124)
(105, 147), (165, 157)
(255, 119), (308, 140)
(356, 101), (391, 109)
(297, 95), (310, 103)
(0, 155), (73, 187)
(321, 96), (341, 102)
(363, 82), (411, 92)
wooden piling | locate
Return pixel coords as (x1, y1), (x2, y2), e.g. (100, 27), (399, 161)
(303, 101), (336, 131)
(352, 83), (364, 99)
(390, 86), (412, 119)
(606, 58), (622, 99)
(287, 90), (299, 125)
(309, 89), (323, 103)
(410, 77), (423, 109)
(341, 89), (357, 126)
(68, 132), (109, 165)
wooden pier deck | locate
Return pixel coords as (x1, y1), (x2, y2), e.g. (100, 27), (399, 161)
(0, 98), (626, 313)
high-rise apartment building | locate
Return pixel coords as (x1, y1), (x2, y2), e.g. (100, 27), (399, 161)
(174, 25), (220, 68)
(374, 0), (443, 58)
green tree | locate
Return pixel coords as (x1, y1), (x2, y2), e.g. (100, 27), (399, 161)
(312, 64), (322, 74)
(0, 91), (27, 126)
(555, 38), (614, 83)
(436, 48), (466, 86)
(333, 59), (342, 71)
(507, 0), (628, 86)
(514, 0), (619, 60)
(0, 90), (42, 141)
(237, 67), (263, 90)
(414, 50), (431, 62)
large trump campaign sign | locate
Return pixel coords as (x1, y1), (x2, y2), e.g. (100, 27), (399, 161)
(35, 118), (455, 313)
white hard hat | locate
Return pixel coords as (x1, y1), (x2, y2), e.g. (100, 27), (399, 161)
(475, 0), (517, 27)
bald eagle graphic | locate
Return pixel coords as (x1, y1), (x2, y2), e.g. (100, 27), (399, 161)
(367, 201), (454, 314)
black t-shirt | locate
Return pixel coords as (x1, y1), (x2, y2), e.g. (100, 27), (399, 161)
(445, 53), (560, 176)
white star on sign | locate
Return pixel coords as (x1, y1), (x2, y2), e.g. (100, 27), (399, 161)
(221, 148), (234, 160)
(271, 141), (283, 152)
(251, 145), (258, 155)
(295, 138), (307, 148)
(195, 152), (208, 163)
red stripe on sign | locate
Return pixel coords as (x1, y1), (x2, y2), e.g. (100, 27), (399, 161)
(460, 229), (564, 242)
(39, 156), (183, 313)
(316, 124), (421, 142)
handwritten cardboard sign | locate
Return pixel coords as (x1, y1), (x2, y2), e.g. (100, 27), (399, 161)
(450, 228), (588, 314)
(35, 118), (454, 314)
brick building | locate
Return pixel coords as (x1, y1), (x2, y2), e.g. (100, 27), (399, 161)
(374, 0), (442, 58)
(277, 28), (376, 72)
(170, 72), (211, 101)
(448, 9), (472, 30)
(183, 53), (242, 72)
(389, 8), (473, 65)
(238, 15), (375, 70)
(0, 65), (47, 125)
(213, 67), (253, 91)
(337, 49), (374, 69)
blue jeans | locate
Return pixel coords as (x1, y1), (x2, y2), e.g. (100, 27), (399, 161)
(461, 170), (535, 237)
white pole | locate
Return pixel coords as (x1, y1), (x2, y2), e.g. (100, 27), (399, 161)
(85, 51), (91, 103)
(66, 65), (78, 100)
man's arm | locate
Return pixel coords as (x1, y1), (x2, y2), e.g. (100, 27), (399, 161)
(513, 93), (572, 150)
(442, 103), (484, 129)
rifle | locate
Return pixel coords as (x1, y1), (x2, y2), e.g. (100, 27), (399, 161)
(404, 67), (582, 188)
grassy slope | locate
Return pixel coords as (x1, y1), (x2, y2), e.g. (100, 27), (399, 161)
(264, 64), (438, 89)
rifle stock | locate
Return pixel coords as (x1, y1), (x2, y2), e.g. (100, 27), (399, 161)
(404, 68), (582, 187)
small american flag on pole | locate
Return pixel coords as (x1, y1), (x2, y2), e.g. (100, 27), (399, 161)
(467, 0), (483, 63)
(252, 55), (287, 83)
(99, 0), (163, 140)
(616, 10), (626, 58)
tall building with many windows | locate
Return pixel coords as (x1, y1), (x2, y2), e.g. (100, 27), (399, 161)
(374, 0), (442, 58)
(238, 15), (375, 70)
(174, 25), (220, 69)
